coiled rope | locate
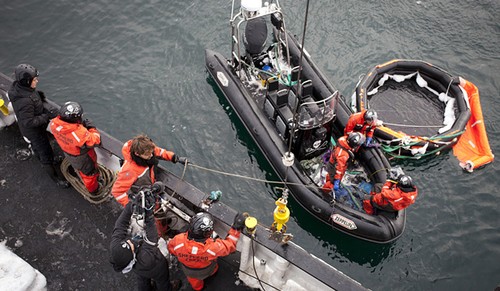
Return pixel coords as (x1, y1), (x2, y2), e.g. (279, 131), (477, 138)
(60, 158), (115, 204)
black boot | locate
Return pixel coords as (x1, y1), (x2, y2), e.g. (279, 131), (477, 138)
(42, 164), (70, 188)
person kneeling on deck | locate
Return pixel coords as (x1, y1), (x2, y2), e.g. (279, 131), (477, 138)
(344, 108), (381, 146)
(109, 194), (180, 291)
(112, 134), (188, 237)
(168, 212), (245, 291)
(50, 102), (102, 194)
(363, 174), (418, 215)
(324, 132), (365, 194)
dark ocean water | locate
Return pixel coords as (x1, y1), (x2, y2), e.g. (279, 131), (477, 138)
(1, 0), (499, 290)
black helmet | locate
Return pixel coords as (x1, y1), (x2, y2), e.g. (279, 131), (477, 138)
(398, 175), (414, 188)
(364, 109), (378, 123)
(15, 64), (39, 87)
(188, 212), (214, 241)
(347, 132), (365, 149)
(59, 101), (83, 123)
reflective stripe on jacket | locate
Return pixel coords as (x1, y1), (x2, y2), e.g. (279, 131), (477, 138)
(372, 181), (418, 211)
(111, 139), (175, 206)
(344, 109), (375, 138)
(167, 228), (240, 271)
(328, 136), (354, 181)
(50, 116), (101, 156)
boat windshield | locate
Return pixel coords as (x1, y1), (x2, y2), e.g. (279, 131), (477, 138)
(297, 92), (337, 130)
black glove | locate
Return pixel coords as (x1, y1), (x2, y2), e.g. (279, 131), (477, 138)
(151, 181), (165, 195)
(47, 108), (59, 119)
(173, 154), (188, 165)
(82, 118), (96, 129)
(231, 212), (246, 231)
(37, 90), (47, 102)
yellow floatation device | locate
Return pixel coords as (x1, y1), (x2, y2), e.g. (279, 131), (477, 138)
(272, 196), (290, 232)
(0, 99), (9, 116)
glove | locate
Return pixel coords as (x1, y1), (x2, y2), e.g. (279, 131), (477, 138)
(333, 180), (340, 191)
(173, 154), (188, 165)
(151, 181), (165, 195)
(82, 118), (96, 129)
(365, 137), (373, 146)
(37, 90), (47, 102)
(47, 108), (58, 119)
(231, 212), (246, 231)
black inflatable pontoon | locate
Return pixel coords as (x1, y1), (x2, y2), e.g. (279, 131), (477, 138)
(205, 0), (404, 243)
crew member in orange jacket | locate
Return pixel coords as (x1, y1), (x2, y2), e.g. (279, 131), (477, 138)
(50, 102), (101, 193)
(167, 212), (245, 291)
(111, 134), (187, 237)
(344, 108), (379, 146)
(324, 132), (365, 193)
(111, 134), (187, 207)
(363, 175), (418, 215)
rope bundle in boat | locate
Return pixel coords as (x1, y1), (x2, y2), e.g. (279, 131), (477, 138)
(60, 157), (115, 204)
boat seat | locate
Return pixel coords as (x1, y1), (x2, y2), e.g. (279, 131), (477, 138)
(298, 80), (313, 101)
(302, 96), (322, 119)
(267, 77), (279, 93)
(288, 90), (298, 110)
(264, 96), (277, 120)
(276, 89), (288, 107)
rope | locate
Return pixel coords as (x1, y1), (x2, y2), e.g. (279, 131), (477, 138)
(60, 158), (115, 204)
(382, 122), (443, 128)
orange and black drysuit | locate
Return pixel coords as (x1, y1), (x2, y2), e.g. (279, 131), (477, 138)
(111, 139), (176, 237)
(324, 136), (355, 190)
(363, 180), (418, 215)
(111, 139), (176, 206)
(50, 116), (101, 192)
(344, 109), (376, 138)
(167, 228), (241, 291)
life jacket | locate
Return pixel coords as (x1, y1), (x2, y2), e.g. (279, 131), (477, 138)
(50, 116), (101, 156)
(372, 181), (418, 211)
(344, 109), (375, 138)
(111, 140), (175, 206)
(167, 228), (240, 278)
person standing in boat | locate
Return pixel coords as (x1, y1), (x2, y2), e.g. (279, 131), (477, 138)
(111, 134), (187, 236)
(50, 102), (102, 194)
(363, 174), (418, 215)
(167, 212), (245, 291)
(324, 132), (365, 194)
(8, 64), (69, 188)
(344, 108), (380, 146)
(109, 195), (180, 291)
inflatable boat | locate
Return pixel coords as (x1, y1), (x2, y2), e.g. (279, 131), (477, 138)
(352, 59), (472, 159)
(205, 0), (405, 243)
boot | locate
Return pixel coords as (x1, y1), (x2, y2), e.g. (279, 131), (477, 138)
(42, 164), (70, 188)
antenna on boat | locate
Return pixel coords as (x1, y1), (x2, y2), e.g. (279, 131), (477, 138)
(286, 0), (311, 155)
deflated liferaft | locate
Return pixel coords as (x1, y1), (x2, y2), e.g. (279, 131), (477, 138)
(354, 59), (471, 160)
(452, 78), (494, 172)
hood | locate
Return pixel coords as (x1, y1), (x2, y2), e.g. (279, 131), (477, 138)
(8, 81), (34, 102)
(122, 140), (133, 162)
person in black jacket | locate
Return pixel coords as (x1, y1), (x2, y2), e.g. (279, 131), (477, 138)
(110, 190), (178, 291)
(8, 64), (69, 188)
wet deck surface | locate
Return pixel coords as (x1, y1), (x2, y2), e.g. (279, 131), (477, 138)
(0, 124), (254, 291)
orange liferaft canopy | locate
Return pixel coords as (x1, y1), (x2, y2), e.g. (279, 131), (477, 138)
(453, 78), (494, 172)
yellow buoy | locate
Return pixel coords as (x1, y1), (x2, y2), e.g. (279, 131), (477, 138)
(0, 99), (9, 116)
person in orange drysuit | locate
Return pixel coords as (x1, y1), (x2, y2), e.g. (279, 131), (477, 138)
(50, 101), (101, 193)
(344, 108), (379, 146)
(168, 212), (246, 291)
(324, 132), (365, 193)
(111, 134), (187, 237)
(363, 174), (418, 215)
